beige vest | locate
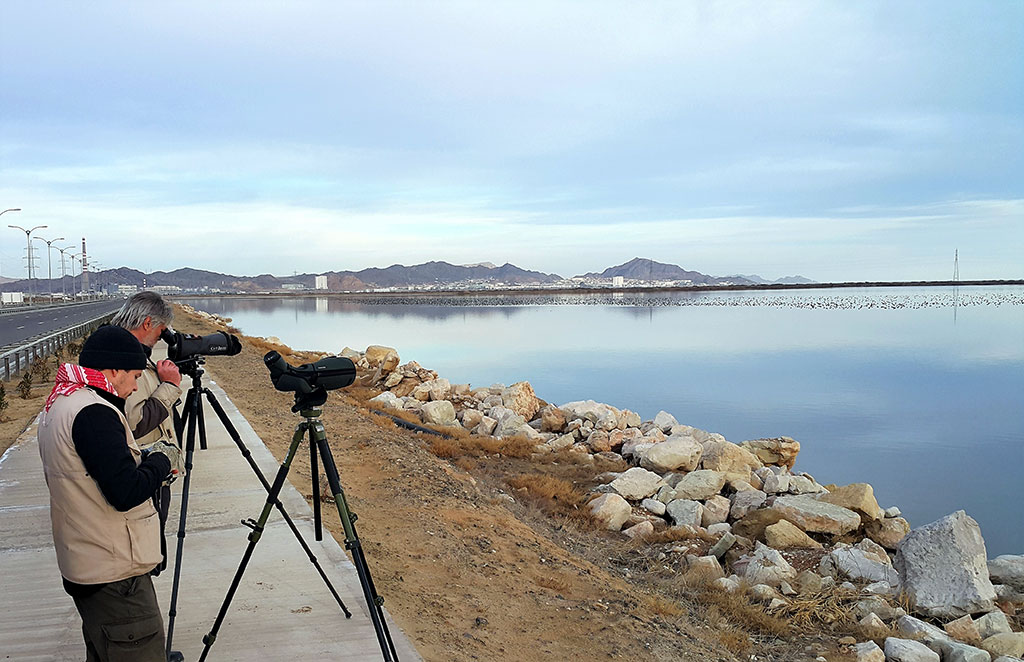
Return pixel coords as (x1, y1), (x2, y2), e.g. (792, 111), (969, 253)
(37, 388), (162, 584)
(125, 361), (181, 450)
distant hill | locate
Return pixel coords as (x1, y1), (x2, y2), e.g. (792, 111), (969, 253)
(343, 261), (561, 288)
(578, 257), (747, 285)
(0, 260), (563, 292)
(727, 273), (816, 285)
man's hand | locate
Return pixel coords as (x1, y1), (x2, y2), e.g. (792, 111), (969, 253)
(149, 441), (185, 478)
(156, 359), (181, 387)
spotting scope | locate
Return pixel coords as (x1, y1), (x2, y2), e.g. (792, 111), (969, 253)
(264, 351), (356, 400)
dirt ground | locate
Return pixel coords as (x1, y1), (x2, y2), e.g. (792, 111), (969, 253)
(2, 311), (860, 662)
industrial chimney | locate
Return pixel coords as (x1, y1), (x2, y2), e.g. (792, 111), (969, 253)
(81, 238), (90, 292)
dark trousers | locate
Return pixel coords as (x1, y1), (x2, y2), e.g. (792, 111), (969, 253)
(71, 574), (166, 662)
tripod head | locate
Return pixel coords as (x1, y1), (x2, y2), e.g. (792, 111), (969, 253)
(296, 405), (324, 419)
(175, 356), (206, 380)
(292, 389), (328, 413)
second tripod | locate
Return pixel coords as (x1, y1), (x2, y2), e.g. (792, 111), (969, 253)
(199, 400), (400, 661)
(163, 359), (352, 658)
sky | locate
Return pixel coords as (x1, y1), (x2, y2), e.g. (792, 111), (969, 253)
(1, 1), (1022, 282)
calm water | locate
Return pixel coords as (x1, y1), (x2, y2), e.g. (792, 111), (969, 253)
(186, 286), (1024, 555)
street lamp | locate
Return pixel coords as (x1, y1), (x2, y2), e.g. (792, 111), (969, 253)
(8, 222), (47, 301)
(92, 262), (103, 296)
(67, 252), (80, 298)
(55, 245), (75, 298)
(34, 235), (65, 302)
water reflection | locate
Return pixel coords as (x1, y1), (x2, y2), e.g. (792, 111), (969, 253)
(183, 287), (1024, 554)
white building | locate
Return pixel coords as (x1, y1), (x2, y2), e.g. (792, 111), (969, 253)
(315, 275), (328, 290)
(2, 292), (24, 304)
(612, 276), (624, 287)
(117, 284), (139, 295)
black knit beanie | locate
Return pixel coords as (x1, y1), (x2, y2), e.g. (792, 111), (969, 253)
(79, 325), (148, 370)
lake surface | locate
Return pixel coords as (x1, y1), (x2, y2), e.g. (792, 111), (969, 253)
(186, 286), (1024, 555)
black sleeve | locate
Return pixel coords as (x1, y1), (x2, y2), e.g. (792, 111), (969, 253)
(131, 399), (169, 438)
(72, 404), (172, 512)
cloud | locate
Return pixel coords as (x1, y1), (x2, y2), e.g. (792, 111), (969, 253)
(0, 3), (1021, 282)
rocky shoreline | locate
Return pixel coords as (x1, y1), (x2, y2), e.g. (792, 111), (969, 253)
(185, 304), (1024, 662)
(348, 340), (1024, 662)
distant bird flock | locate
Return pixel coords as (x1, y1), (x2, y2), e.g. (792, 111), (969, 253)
(349, 288), (1023, 310)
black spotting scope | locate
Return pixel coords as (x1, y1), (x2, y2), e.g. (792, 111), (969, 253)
(264, 351), (356, 401)
(162, 328), (243, 362)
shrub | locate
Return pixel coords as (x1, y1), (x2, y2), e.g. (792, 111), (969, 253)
(30, 357), (51, 383)
(0, 384), (9, 421)
(17, 371), (33, 399)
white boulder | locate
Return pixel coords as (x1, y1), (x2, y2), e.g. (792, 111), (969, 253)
(587, 494), (632, 531)
(884, 638), (940, 662)
(420, 400), (457, 426)
(609, 467), (667, 500)
(894, 510), (996, 619)
(744, 542), (797, 587)
(639, 435), (703, 473)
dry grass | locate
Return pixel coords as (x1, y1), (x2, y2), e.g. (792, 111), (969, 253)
(716, 629), (753, 655)
(646, 525), (717, 545)
(366, 411), (398, 431)
(689, 585), (791, 638)
(532, 572), (571, 593)
(506, 474), (588, 514)
(428, 437), (462, 458)
(772, 585), (866, 633)
(423, 433), (539, 461)
(646, 594), (686, 619)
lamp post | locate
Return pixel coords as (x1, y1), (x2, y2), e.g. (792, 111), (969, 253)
(92, 262), (103, 296)
(8, 221), (46, 301)
(55, 245), (75, 299)
(34, 235), (65, 302)
(67, 252), (80, 298)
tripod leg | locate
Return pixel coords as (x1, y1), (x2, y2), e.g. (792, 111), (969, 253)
(198, 422), (308, 662)
(312, 424), (400, 662)
(200, 388), (351, 618)
(311, 429), (322, 541)
(196, 387), (208, 451)
(164, 383), (201, 658)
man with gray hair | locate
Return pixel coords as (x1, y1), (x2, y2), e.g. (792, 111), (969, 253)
(111, 291), (182, 448)
(111, 292), (183, 590)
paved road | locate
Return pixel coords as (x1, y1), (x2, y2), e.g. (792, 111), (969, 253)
(0, 301), (123, 348)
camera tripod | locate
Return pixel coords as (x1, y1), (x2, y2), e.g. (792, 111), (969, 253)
(198, 393), (399, 662)
(163, 360), (352, 659)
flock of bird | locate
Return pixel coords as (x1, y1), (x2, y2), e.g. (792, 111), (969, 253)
(351, 287), (1024, 310)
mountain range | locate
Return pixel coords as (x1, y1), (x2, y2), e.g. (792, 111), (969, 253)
(578, 257), (738, 285)
(0, 258), (811, 292)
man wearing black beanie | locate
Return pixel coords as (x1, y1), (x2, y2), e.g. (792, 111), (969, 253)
(38, 325), (181, 661)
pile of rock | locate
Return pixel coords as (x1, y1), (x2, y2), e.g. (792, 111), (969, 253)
(178, 303), (233, 328)
(349, 344), (1023, 661)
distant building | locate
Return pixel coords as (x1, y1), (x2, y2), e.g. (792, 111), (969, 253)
(612, 276), (624, 287)
(117, 284), (139, 295)
(281, 283), (305, 291)
(315, 275), (328, 290)
(2, 292), (24, 304)
(151, 285), (183, 295)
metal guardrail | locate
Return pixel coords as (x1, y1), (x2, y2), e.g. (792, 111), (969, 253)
(0, 311), (117, 381)
(0, 296), (117, 316)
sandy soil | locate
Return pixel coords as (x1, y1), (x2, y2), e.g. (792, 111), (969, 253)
(3, 311), (859, 662)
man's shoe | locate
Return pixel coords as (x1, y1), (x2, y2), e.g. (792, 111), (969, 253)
(168, 652), (185, 662)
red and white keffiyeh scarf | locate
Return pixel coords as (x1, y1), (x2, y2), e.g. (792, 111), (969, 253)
(44, 363), (118, 412)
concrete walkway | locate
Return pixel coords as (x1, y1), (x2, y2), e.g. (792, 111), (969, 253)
(0, 371), (422, 661)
